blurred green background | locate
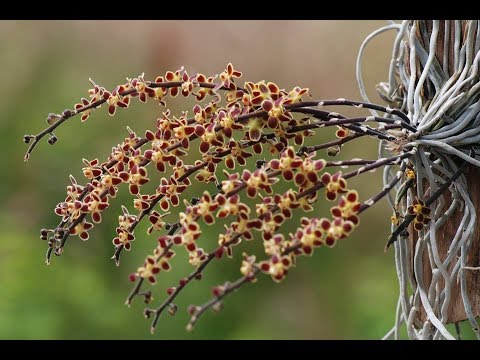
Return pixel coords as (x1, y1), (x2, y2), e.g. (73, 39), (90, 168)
(0, 20), (424, 339)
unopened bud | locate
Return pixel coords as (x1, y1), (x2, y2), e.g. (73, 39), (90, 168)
(187, 304), (200, 316)
(48, 135), (58, 145)
(212, 286), (223, 297)
(168, 303), (178, 316)
(144, 291), (153, 304)
(256, 160), (267, 169)
(40, 228), (49, 240)
(326, 145), (341, 157)
(400, 229), (409, 238)
(298, 146), (309, 156)
(55, 228), (65, 239)
(212, 302), (224, 313)
(144, 309), (153, 319)
(46, 113), (61, 125)
(167, 287), (176, 295)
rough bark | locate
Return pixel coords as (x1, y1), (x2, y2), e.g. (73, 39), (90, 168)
(409, 165), (480, 323)
(407, 20), (480, 324)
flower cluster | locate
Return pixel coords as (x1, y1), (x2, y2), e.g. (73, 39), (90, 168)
(27, 63), (417, 334)
(134, 239), (176, 285)
(257, 182), (359, 282)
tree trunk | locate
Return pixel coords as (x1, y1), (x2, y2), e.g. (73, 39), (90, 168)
(409, 165), (480, 323)
(407, 20), (480, 324)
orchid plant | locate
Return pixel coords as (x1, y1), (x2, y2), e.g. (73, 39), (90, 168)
(25, 20), (480, 340)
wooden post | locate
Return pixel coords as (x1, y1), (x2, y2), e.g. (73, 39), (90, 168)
(407, 21), (480, 324)
(409, 165), (480, 323)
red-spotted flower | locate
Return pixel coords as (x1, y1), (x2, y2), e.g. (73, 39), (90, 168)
(294, 217), (325, 255)
(103, 84), (131, 115)
(112, 227), (135, 251)
(218, 107), (244, 138)
(196, 122), (224, 153)
(242, 168), (275, 198)
(83, 192), (109, 223)
(118, 164), (149, 195)
(188, 248), (208, 267)
(129, 73), (155, 103)
(259, 254), (294, 283)
(70, 220), (94, 241)
(261, 98), (292, 129)
(164, 66), (185, 97)
(136, 256), (161, 284)
(321, 171), (348, 201)
(269, 146), (303, 181)
(158, 177), (188, 211)
(330, 190), (361, 225)
(82, 158), (102, 179)
(407, 197), (431, 231)
(239, 253), (257, 281)
(193, 191), (219, 225)
(218, 63), (242, 90)
(322, 217), (355, 247)
(147, 211), (169, 234)
(65, 175), (84, 202)
(224, 139), (252, 170)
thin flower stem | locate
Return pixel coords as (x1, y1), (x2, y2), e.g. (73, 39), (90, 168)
(148, 233), (242, 333)
(125, 224), (179, 305)
(326, 159), (377, 167)
(358, 162), (407, 213)
(301, 124), (402, 156)
(295, 107), (396, 141)
(186, 270), (257, 331)
(303, 133), (365, 153)
(125, 278), (144, 307)
(290, 113), (416, 133)
(186, 233), (312, 329)
(299, 150), (415, 200)
(316, 98), (412, 124)
(24, 81), (236, 161)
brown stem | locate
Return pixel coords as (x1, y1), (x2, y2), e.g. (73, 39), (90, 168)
(186, 270), (257, 331)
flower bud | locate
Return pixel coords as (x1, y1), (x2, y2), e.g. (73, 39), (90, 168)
(168, 303), (178, 316)
(326, 145), (340, 157)
(40, 228), (49, 240)
(48, 135), (58, 145)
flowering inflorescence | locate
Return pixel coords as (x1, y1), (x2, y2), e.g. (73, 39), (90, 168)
(26, 63), (420, 333)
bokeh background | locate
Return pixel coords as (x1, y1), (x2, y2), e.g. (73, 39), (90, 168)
(0, 20), (447, 339)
